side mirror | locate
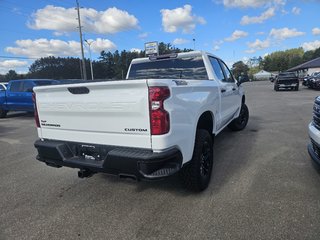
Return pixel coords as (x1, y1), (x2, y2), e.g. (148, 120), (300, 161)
(238, 75), (249, 86)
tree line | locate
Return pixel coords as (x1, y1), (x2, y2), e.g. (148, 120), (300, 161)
(232, 47), (320, 80)
(1, 43), (320, 82)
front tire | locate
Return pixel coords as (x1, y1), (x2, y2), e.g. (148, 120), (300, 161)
(180, 129), (213, 192)
(228, 103), (249, 131)
(274, 85), (279, 91)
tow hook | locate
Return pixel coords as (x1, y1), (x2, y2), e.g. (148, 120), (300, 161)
(78, 169), (94, 178)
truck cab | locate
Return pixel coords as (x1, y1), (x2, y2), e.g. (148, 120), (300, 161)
(0, 79), (58, 118)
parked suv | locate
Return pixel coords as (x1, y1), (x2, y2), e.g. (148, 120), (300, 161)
(308, 96), (320, 168)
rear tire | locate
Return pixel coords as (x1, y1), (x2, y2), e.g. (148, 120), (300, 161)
(0, 109), (7, 118)
(180, 129), (213, 192)
(295, 86), (299, 91)
(228, 103), (249, 131)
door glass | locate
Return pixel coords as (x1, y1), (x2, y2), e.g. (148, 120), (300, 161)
(209, 57), (226, 82)
(220, 61), (235, 83)
(10, 82), (22, 92)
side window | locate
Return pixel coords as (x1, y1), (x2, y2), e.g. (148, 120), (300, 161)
(0, 85), (4, 91)
(219, 61), (235, 83)
(209, 57), (226, 82)
(22, 81), (34, 92)
(10, 82), (22, 92)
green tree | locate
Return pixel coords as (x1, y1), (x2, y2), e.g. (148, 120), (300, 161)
(28, 56), (85, 79)
(5, 70), (18, 80)
(231, 61), (249, 80)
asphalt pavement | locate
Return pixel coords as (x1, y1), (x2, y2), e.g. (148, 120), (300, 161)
(1, 81), (320, 240)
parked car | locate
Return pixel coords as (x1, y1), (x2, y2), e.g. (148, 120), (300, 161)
(308, 96), (320, 169)
(0, 79), (59, 118)
(0, 82), (8, 91)
(303, 72), (320, 88)
(274, 72), (299, 91)
(33, 51), (249, 192)
(307, 73), (320, 89)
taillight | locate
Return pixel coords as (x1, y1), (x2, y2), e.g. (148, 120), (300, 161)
(32, 92), (40, 128)
(148, 86), (170, 135)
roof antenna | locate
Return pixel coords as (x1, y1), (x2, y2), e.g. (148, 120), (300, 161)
(193, 38), (196, 50)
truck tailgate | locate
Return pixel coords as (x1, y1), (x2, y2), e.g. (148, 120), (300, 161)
(34, 80), (151, 149)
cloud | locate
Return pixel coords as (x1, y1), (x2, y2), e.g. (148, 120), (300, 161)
(172, 38), (190, 45)
(0, 60), (28, 74)
(246, 39), (270, 53)
(6, 38), (116, 58)
(28, 5), (139, 34)
(222, 0), (285, 8)
(213, 45), (220, 51)
(160, 5), (206, 33)
(138, 32), (149, 39)
(302, 40), (320, 51)
(292, 7), (301, 15)
(224, 30), (248, 42)
(87, 38), (117, 53)
(312, 28), (320, 36)
(269, 28), (305, 40)
(240, 7), (275, 25)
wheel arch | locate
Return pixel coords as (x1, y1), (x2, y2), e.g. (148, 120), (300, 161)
(242, 95), (246, 104)
(196, 111), (215, 136)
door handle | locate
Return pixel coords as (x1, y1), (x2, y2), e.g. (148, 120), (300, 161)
(232, 88), (236, 91)
(221, 89), (226, 93)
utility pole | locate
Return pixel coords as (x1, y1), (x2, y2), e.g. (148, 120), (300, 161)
(76, 0), (87, 80)
(85, 39), (94, 80)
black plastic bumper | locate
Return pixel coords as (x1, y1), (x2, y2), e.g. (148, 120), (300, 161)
(34, 139), (182, 180)
(308, 143), (320, 168)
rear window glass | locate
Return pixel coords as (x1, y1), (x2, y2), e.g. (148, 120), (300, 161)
(128, 56), (208, 80)
(34, 80), (55, 86)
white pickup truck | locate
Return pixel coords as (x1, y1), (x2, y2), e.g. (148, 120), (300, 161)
(33, 51), (249, 191)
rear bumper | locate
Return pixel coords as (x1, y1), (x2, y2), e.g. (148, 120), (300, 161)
(34, 139), (182, 180)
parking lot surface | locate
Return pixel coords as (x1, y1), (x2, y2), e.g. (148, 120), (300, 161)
(1, 81), (320, 240)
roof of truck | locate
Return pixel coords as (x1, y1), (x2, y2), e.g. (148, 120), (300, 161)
(131, 51), (216, 64)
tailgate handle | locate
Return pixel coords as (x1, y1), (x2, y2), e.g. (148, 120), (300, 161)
(68, 87), (90, 94)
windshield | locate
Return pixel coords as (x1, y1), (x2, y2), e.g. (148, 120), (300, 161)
(128, 56), (208, 80)
(279, 72), (296, 77)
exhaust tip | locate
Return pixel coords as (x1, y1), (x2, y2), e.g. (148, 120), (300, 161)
(118, 174), (138, 181)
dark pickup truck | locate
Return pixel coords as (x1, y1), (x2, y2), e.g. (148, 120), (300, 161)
(274, 72), (299, 91)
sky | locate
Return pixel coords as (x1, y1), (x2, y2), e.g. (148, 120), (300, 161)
(0, 0), (320, 74)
